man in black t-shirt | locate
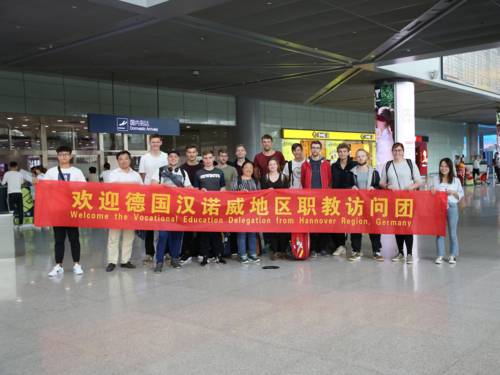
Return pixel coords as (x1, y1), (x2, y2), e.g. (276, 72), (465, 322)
(179, 145), (204, 264)
(193, 150), (226, 266)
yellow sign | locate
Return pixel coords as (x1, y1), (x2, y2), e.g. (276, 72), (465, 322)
(282, 129), (375, 141)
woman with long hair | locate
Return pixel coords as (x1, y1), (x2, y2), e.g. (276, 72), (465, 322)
(433, 158), (464, 264)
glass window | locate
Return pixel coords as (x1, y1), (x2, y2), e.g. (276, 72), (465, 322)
(102, 133), (124, 150)
(127, 134), (146, 150)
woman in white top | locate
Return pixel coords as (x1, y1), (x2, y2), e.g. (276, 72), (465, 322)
(432, 157), (464, 265)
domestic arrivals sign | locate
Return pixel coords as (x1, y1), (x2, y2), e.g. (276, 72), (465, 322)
(87, 113), (180, 136)
(35, 181), (447, 235)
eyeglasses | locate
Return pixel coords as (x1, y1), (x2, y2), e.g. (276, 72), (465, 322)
(392, 149), (404, 153)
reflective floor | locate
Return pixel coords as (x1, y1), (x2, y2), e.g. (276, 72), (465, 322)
(1, 185), (499, 375)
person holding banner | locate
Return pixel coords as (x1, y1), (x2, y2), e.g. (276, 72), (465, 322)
(432, 158), (464, 265)
(193, 150), (227, 266)
(44, 145), (86, 277)
(232, 161), (260, 264)
(283, 143), (305, 189)
(380, 142), (422, 264)
(347, 149), (384, 262)
(331, 143), (357, 256)
(139, 134), (168, 264)
(152, 150), (192, 272)
(179, 145), (203, 265)
(105, 151), (143, 272)
(301, 141), (332, 257)
(260, 158), (289, 260)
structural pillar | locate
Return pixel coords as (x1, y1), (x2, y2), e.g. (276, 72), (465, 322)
(235, 97), (261, 158)
(467, 123), (479, 159)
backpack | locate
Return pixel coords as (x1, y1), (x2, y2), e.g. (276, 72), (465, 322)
(385, 159), (415, 188)
(286, 160), (294, 186)
(159, 167), (186, 187)
(290, 233), (310, 260)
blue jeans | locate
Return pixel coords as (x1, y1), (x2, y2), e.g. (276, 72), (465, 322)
(156, 231), (183, 263)
(237, 233), (256, 259)
(436, 202), (459, 257)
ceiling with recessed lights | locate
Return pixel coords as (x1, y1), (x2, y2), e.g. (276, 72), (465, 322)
(0, 0), (499, 123)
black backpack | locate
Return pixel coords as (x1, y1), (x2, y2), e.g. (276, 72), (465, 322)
(385, 159), (414, 181)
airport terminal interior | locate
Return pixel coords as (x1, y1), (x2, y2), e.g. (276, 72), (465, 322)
(1, 0), (500, 374)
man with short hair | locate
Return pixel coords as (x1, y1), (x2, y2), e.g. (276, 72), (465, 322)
(180, 145), (203, 264)
(44, 145), (87, 277)
(217, 149), (238, 257)
(253, 134), (286, 179)
(283, 143), (305, 189)
(106, 151), (143, 272)
(217, 149), (237, 191)
(230, 144), (251, 176)
(331, 143), (357, 256)
(301, 141), (332, 257)
(151, 150), (192, 272)
(100, 162), (111, 182)
(1, 161), (28, 227)
(138, 134), (168, 263)
(193, 150), (226, 266)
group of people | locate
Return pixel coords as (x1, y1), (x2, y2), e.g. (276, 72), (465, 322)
(2, 133), (465, 277)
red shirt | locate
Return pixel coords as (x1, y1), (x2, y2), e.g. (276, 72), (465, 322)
(253, 151), (286, 179)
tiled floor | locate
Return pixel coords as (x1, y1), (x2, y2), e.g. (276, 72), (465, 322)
(1, 185), (499, 374)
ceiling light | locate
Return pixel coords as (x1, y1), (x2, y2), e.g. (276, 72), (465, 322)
(186, 125), (191, 129)
(22, 124), (28, 127)
(80, 120), (85, 124)
(45, 125), (49, 128)
(51, 130), (57, 133)
(6, 117), (13, 120)
(57, 119), (63, 122)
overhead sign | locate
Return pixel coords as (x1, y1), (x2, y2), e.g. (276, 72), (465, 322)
(87, 114), (180, 136)
(282, 129), (375, 141)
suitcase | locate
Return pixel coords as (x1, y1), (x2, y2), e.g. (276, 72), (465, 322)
(290, 233), (310, 260)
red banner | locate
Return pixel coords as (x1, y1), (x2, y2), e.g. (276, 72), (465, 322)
(34, 181), (447, 235)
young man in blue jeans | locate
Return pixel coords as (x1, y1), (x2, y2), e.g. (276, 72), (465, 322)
(151, 150), (192, 272)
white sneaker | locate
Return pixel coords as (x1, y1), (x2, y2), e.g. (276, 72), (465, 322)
(333, 246), (346, 256)
(180, 257), (192, 265)
(48, 265), (64, 277)
(391, 253), (404, 262)
(406, 254), (413, 264)
(73, 264), (84, 275)
(448, 256), (456, 264)
(435, 256), (443, 264)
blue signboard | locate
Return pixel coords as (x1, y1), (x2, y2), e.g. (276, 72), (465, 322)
(87, 114), (180, 136)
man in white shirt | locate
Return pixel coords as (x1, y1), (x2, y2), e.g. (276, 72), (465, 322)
(138, 134), (168, 263)
(106, 151), (143, 272)
(44, 145), (87, 277)
(151, 150), (192, 272)
(1, 161), (27, 226)
(283, 143), (305, 189)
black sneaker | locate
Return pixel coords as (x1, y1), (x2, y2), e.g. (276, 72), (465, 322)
(120, 261), (136, 269)
(154, 262), (163, 273)
(200, 257), (208, 266)
(106, 263), (116, 272)
(171, 258), (181, 269)
(217, 257), (226, 264)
